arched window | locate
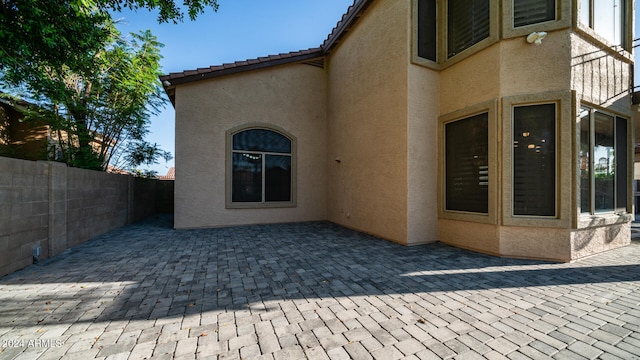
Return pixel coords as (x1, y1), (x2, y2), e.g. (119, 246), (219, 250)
(227, 126), (295, 207)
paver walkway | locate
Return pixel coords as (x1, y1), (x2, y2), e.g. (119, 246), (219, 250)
(1, 216), (639, 360)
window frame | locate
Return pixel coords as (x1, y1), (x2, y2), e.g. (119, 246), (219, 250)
(502, 91), (572, 228)
(512, 102), (557, 218)
(577, 105), (631, 219)
(225, 124), (297, 209)
(576, 0), (633, 52)
(444, 112), (490, 214)
(502, 0), (571, 39)
(412, 0), (499, 69)
(415, 0), (438, 64)
(412, 0), (440, 69)
(446, 0), (492, 59)
(439, 99), (498, 224)
(442, 0), (499, 66)
(513, 0), (556, 28)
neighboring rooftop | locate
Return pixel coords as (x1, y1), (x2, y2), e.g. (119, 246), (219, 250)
(158, 167), (175, 180)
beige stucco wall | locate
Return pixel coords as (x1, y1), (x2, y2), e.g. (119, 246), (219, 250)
(440, 219), (630, 262)
(439, 220), (500, 256)
(571, 222), (630, 260)
(571, 33), (632, 113)
(436, 26), (632, 261)
(500, 31), (572, 96)
(326, 0), (411, 244)
(407, 64), (440, 245)
(440, 220), (630, 262)
(498, 223), (629, 263)
(173, 63), (327, 229)
(439, 45), (501, 115)
(570, 33), (633, 254)
(440, 30), (572, 114)
(499, 227), (572, 262)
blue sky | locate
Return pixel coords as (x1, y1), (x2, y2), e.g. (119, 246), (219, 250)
(114, 1), (354, 175)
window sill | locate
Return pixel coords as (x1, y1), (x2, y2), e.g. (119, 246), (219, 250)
(226, 202), (297, 210)
(439, 211), (496, 225)
(574, 25), (633, 63)
(578, 212), (633, 229)
(503, 216), (569, 229)
(411, 55), (441, 71)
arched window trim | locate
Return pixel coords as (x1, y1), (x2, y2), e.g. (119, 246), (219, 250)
(225, 123), (297, 209)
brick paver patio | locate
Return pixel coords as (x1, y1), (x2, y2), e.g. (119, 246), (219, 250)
(1, 216), (639, 359)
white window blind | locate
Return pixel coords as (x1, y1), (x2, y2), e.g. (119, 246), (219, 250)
(447, 0), (490, 58)
(512, 104), (556, 217)
(445, 113), (489, 213)
(514, 0), (555, 28)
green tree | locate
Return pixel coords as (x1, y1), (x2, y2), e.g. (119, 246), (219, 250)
(9, 27), (172, 171)
(0, 0), (219, 76)
(0, 0), (216, 170)
(100, 0), (219, 23)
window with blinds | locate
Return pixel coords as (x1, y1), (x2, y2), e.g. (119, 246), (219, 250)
(512, 104), (556, 217)
(513, 0), (555, 27)
(445, 113), (489, 213)
(447, 0), (490, 58)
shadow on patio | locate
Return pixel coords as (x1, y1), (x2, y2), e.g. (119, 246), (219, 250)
(1, 215), (639, 328)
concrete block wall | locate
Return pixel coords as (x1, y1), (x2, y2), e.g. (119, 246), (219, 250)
(0, 158), (49, 276)
(0, 157), (174, 277)
(66, 166), (130, 248)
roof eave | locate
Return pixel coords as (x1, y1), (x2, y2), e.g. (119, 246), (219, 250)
(160, 49), (325, 105)
(159, 0), (375, 104)
(321, 0), (373, 52)
(160, 49), (325, 87)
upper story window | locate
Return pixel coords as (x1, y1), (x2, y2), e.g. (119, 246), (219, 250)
(579, 0), (626, 47)
(447, 0), (490, 58)
(228, 127), (295, 208)
(513, 0), (555, 27)
(417, 0), (437, 62)
(415, 0), (502, 67)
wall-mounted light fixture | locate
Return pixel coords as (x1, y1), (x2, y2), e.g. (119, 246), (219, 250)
(526, 31), (547, 45)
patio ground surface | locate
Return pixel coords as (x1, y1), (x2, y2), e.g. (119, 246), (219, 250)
(1, 215), (640, 360)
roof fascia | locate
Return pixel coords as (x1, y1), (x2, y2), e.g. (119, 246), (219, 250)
(161, 49), (324, 87)
(321, 0), (374, 52)
(160, 0), (375, 97)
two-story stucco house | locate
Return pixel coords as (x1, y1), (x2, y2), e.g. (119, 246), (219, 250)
(161, 0), (635, 262)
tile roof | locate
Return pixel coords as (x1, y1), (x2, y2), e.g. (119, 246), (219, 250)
(158, 167), (175, 180)
(107, 165), (131, 175)
(160, 0), (374, 89)
(161, 48), (323, 86)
